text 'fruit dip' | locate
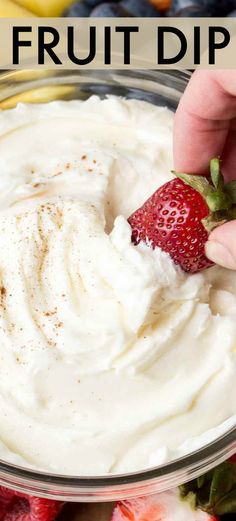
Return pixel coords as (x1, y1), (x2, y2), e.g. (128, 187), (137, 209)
(0, 96), (235, 475)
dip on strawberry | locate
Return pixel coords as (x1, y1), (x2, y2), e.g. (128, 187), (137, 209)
(0, 96), (235, 476)
(129, 158), (236, 273)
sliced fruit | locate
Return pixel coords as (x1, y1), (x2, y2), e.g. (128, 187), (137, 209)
(15, 0), (75, 16)
(0, 486), (64, 521)
(0, 85), (75, 110)
(229, 454), (236, 463)
(0, 0), (35, 17)
(111, 490), (218, 520)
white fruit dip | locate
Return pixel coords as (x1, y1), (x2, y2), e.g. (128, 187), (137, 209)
(0, 96), (235, 475)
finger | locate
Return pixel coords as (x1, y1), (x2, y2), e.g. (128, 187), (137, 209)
(174, 70), (236, 174)
(205, 221), (236, 270)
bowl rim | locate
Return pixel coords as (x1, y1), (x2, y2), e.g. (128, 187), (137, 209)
(0, 425), (235, 488)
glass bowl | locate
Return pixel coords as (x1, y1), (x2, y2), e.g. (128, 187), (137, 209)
(0, 69), (235, 502)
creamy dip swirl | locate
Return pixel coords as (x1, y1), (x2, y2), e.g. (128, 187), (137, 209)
(0, 96), (235, 475)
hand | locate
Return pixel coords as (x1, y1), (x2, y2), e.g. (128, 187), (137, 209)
(174, 70), (236, 270)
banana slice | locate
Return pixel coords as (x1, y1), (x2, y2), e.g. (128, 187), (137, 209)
(15, 0), (76, 16)
(0, 0), (35, 16)
(0, 85), (75, 109)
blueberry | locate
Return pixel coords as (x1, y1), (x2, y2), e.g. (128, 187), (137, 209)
(173, 4), (213, 15)
(228, 8), (236, 15)
(85, 0), (101, 6)
(202, 0), (236, 15)
(168, 0), (201, 15)
(169, 0), (228, 16)
(91, 2), (132, 15)
(170, 0), (197, 10)
(63, 1), (91, 16)
(169, 0), (194, 13)
(121, 0), (160, 16)
(86, 0), (119, 7)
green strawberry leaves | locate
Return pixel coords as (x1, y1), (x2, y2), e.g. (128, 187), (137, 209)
(206, 191), (232, 212)
(216, 489), (236, 515)
(209, 462), (235, 507)
(197, 474), (207, 489)
(225, 180), (236, 204)
(180, 460), (236, 516)
(175, 172), (213, 198)
(174, 158), (236, 233)
(210, 157), (224, 190)
(201, 215), (227, 233)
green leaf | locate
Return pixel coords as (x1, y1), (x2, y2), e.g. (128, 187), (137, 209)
(179, 462), (236, 517)
(206, 191), (232, 212)
(202, 215), (227, 233)
(228, 207), (236, 220)
(215, 489), (236, 515)
(174, 172), (213, 197)
(209, 463), (234, 507)
(210, 158), (223, 190)
(197, 475), (207, 489)
(225, 180), (236, 204)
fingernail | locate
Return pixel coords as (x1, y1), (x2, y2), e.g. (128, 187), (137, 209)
(205, 240), (236, 270)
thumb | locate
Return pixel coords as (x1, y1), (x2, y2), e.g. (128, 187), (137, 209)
(205, 221), (236, 270)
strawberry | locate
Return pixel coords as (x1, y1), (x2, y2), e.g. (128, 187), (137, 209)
(128, 158), (236, 273)
(229, 454), (236, 463)
(0, 487), (64, 521)
(111, 490), (218, 521)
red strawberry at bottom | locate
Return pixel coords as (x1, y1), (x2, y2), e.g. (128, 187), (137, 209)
(111, 490), (218, 521)
(0, 486), (63, 521)
(229, 453), (236, 463)
(128, 158), (236, 273)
